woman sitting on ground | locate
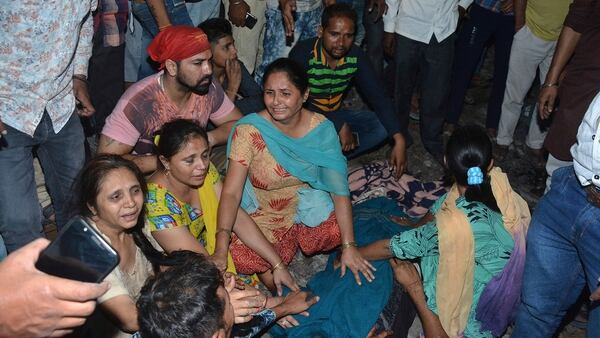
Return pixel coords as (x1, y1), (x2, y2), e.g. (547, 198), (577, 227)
(359, 125), (530, 338)
(78, 155), (267, 337)
(145, 119), (297, 291)
(74, 155), (175, 337)
(213, 58), (375, 295)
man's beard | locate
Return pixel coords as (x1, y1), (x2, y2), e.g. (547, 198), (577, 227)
(177, 75), (211, 95)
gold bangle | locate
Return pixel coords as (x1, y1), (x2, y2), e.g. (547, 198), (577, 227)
(271, 260), (285, 272)
(341, 241), (358, 250)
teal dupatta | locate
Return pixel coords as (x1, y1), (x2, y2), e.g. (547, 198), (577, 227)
(226, 113), (349, 223)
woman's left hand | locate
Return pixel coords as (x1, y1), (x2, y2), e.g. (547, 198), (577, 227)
(272, 266), (300, 296)
(339, 246), (376, 285)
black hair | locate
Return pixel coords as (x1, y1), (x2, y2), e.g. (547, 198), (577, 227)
(445, 125), (500, 213)
(262, 58), (309, 94)
(321, 3), (357, 29)
(155, 119), (209, 161)
(137, 251), (226, 338)
(73, 154), (175, 269)
(198, 18), (233, 44)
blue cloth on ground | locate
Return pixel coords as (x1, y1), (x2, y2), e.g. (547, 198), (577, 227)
(270, 197), (411, 338)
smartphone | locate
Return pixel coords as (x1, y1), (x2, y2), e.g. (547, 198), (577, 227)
(245, 12), (258, 29)
(352, 132), (360, 147)
(36, 216), (120, 283)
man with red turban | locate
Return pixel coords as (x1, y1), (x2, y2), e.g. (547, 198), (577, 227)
(98, 26), (243, 173)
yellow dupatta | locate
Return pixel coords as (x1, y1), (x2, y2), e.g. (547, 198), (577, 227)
(435, 167), (530, 337)
(198, 163), (236, 274)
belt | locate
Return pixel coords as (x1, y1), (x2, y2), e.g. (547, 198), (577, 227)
(584, 185), (600, 208)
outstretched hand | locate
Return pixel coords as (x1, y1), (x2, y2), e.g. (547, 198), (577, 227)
(389, 137), (407, 179)
(337, 246), (376, 286)
(272, 265), (300, 296)
(225, 275), (267, 323)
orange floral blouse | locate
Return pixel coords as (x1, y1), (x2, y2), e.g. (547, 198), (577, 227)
(228, 113), (327, 243)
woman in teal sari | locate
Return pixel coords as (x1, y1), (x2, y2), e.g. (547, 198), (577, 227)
(212, 58), (375, 300)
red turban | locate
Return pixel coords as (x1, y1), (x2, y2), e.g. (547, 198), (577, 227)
(147, 26), (211, 69)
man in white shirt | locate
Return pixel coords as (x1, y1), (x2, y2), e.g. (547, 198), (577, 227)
(383, 0), (471, 162)
(512, 91), (600, 337)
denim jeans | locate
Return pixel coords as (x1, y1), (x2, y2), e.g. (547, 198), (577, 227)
(254, 6), (322, 84)
(446, 4), (514, 129)
(511, 166), (600, 338)
(0, 234), (6, 261)
(393, 33), (455, 159)
(326, 109), (388, 159)
(0, 112), (85, 253)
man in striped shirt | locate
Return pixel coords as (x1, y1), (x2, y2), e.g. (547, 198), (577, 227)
(289, 4), (407, 178)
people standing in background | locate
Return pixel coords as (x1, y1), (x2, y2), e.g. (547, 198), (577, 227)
(222, 0), (267, 75)
(253, 0), (330, 84)
(445, 0), (515, 140)
(85, 0), (129, 149)
(538, 0), (600, 189)
(0, 0), (96, 252)
(384, 0), (471, 162)
(494, 0), (570, 161)
(511, 91), (600, 338)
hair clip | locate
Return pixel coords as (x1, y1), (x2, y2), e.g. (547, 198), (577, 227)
(467, 166), (484, 185)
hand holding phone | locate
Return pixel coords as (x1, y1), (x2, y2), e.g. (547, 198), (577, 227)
(245, 12), (258, 29)
(35, 216), (120, 283)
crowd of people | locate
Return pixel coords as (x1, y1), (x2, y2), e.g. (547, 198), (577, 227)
(0, 0), (599, 337)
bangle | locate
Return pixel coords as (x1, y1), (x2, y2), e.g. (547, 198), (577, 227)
(271, 259), (286, 272)
(341, 241), (358, 250)
(541, 82), (559, 88)
(158, 24), (172, 31)
(216, 228), (232, 238)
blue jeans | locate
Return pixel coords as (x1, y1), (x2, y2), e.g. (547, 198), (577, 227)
(393, 33), (455, 159)
(0, 112), (85, 253)
(326, 109), (388, 159)
(511, 166), (600, 338)
(446, 4), (514, 129)
(0, 234), (6, 261)
(255, 6), (322, 85)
